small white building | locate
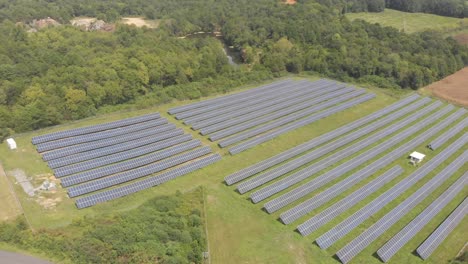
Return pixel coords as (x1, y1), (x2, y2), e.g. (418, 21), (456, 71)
(6, 138), (17, 150)
(409, 151), (425, 166)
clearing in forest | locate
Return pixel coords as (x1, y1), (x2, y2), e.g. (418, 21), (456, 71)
(421, 67), (468, 107)
(346, 9), (466, 34)
(121, 17), (160, 28)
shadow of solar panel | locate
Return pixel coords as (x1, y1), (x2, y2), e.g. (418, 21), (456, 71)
(75, 154), (222, 209)
(32, 113), (161, 144)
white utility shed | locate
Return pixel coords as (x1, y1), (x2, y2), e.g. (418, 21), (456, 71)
(6, 138), (17, 150)
(409, 151), (425, 165)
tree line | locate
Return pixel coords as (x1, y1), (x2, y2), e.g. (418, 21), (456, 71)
(0, 0), (467, 137)
(0, 190), (207, 264)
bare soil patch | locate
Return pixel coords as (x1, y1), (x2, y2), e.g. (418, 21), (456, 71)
(283, 0), (297, 4)
(422, 67), (468, 107)
(121, 17), (159, 28)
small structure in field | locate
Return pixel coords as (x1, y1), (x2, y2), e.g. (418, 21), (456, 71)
(409, 151), (425, 166)
(6, 138), (17, 150)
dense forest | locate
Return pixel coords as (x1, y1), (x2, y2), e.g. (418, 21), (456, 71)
(0, 0), (467, 137)
(0, 190), (207, 264)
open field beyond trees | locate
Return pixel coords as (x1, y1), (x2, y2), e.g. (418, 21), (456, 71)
(0, 77), (467, 264)
(421, 67), (468, 107)
(346, 9), (467, 34)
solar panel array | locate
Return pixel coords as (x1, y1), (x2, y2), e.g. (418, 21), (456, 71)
(168, 79), (375, 155)
(416, 196), (468, 260)
(32, 113), (218, 208)
(220, 90), (468, 263)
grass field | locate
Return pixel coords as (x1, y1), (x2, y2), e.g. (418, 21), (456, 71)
(346, 9), (467, 34)
(0, 164), (21, 221)
(0, 76), (466, 264)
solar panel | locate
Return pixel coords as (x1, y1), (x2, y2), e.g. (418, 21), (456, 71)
(243, 99), (432, 197)
(32, 113), (161, 144)
(168, 79), (296, 114)
(48, 134), (193, 168)
(68, 146), (212, 197)
(43, 128), (184, 160)
(428, 116), (468, 150)
(36, 120), (171, 152)
(174, 80), (304, 119)
(183, 80), (327, 125)
(335, 148), (467, 264)
(316, 135), (467, 251)
(219, 89), (362, 147)
(228, 93), (376, 155)
(75, 154), (222, 208)
(193, 82), (343, 131)
(60, 140), (203, 186)
(377, 171), (468, 262)
(416, 196), (468, 260)
(297, 166), (403, 236)
(264, 103), (450, 214)
(306, 107), (462, 236)
(224, 94), (420, 185)
(211, 86), (352, 142)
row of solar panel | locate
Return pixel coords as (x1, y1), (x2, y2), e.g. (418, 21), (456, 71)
(193, 81), (339, 130)
(239, 97), (432, 196)
(75, 154), (222, 209)
(223, 94), (467, 262)
(169, 79), (375, 155)
(277, 103), (454, 224)
(169, 79), (294, 115)
(297, 110), (467, 237)
(264, 103), (453, 215)
(335, 141), (467, 263)
(32, 113), (161, 144)
(36, 118), (169, 152)
(224, 94), (421, 185)
(206, 84), (349, 140)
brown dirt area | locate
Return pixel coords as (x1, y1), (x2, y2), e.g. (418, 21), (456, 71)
(283, 0), (297, 4)
(121, 17), (160, 28)
(421, 67), (468, 107)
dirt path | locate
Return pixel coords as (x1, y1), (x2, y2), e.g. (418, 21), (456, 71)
(0, 251), (52, 264)
(0, 164), (22, 221)
(421, 67), (468, 107)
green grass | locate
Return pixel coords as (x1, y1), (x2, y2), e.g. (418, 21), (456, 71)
(0, 77), (467, 264)
(346, 9), (467, 34)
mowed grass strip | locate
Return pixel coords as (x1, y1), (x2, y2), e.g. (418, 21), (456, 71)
(346, 9), (466, 34)
(0, 164), (22, 221)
